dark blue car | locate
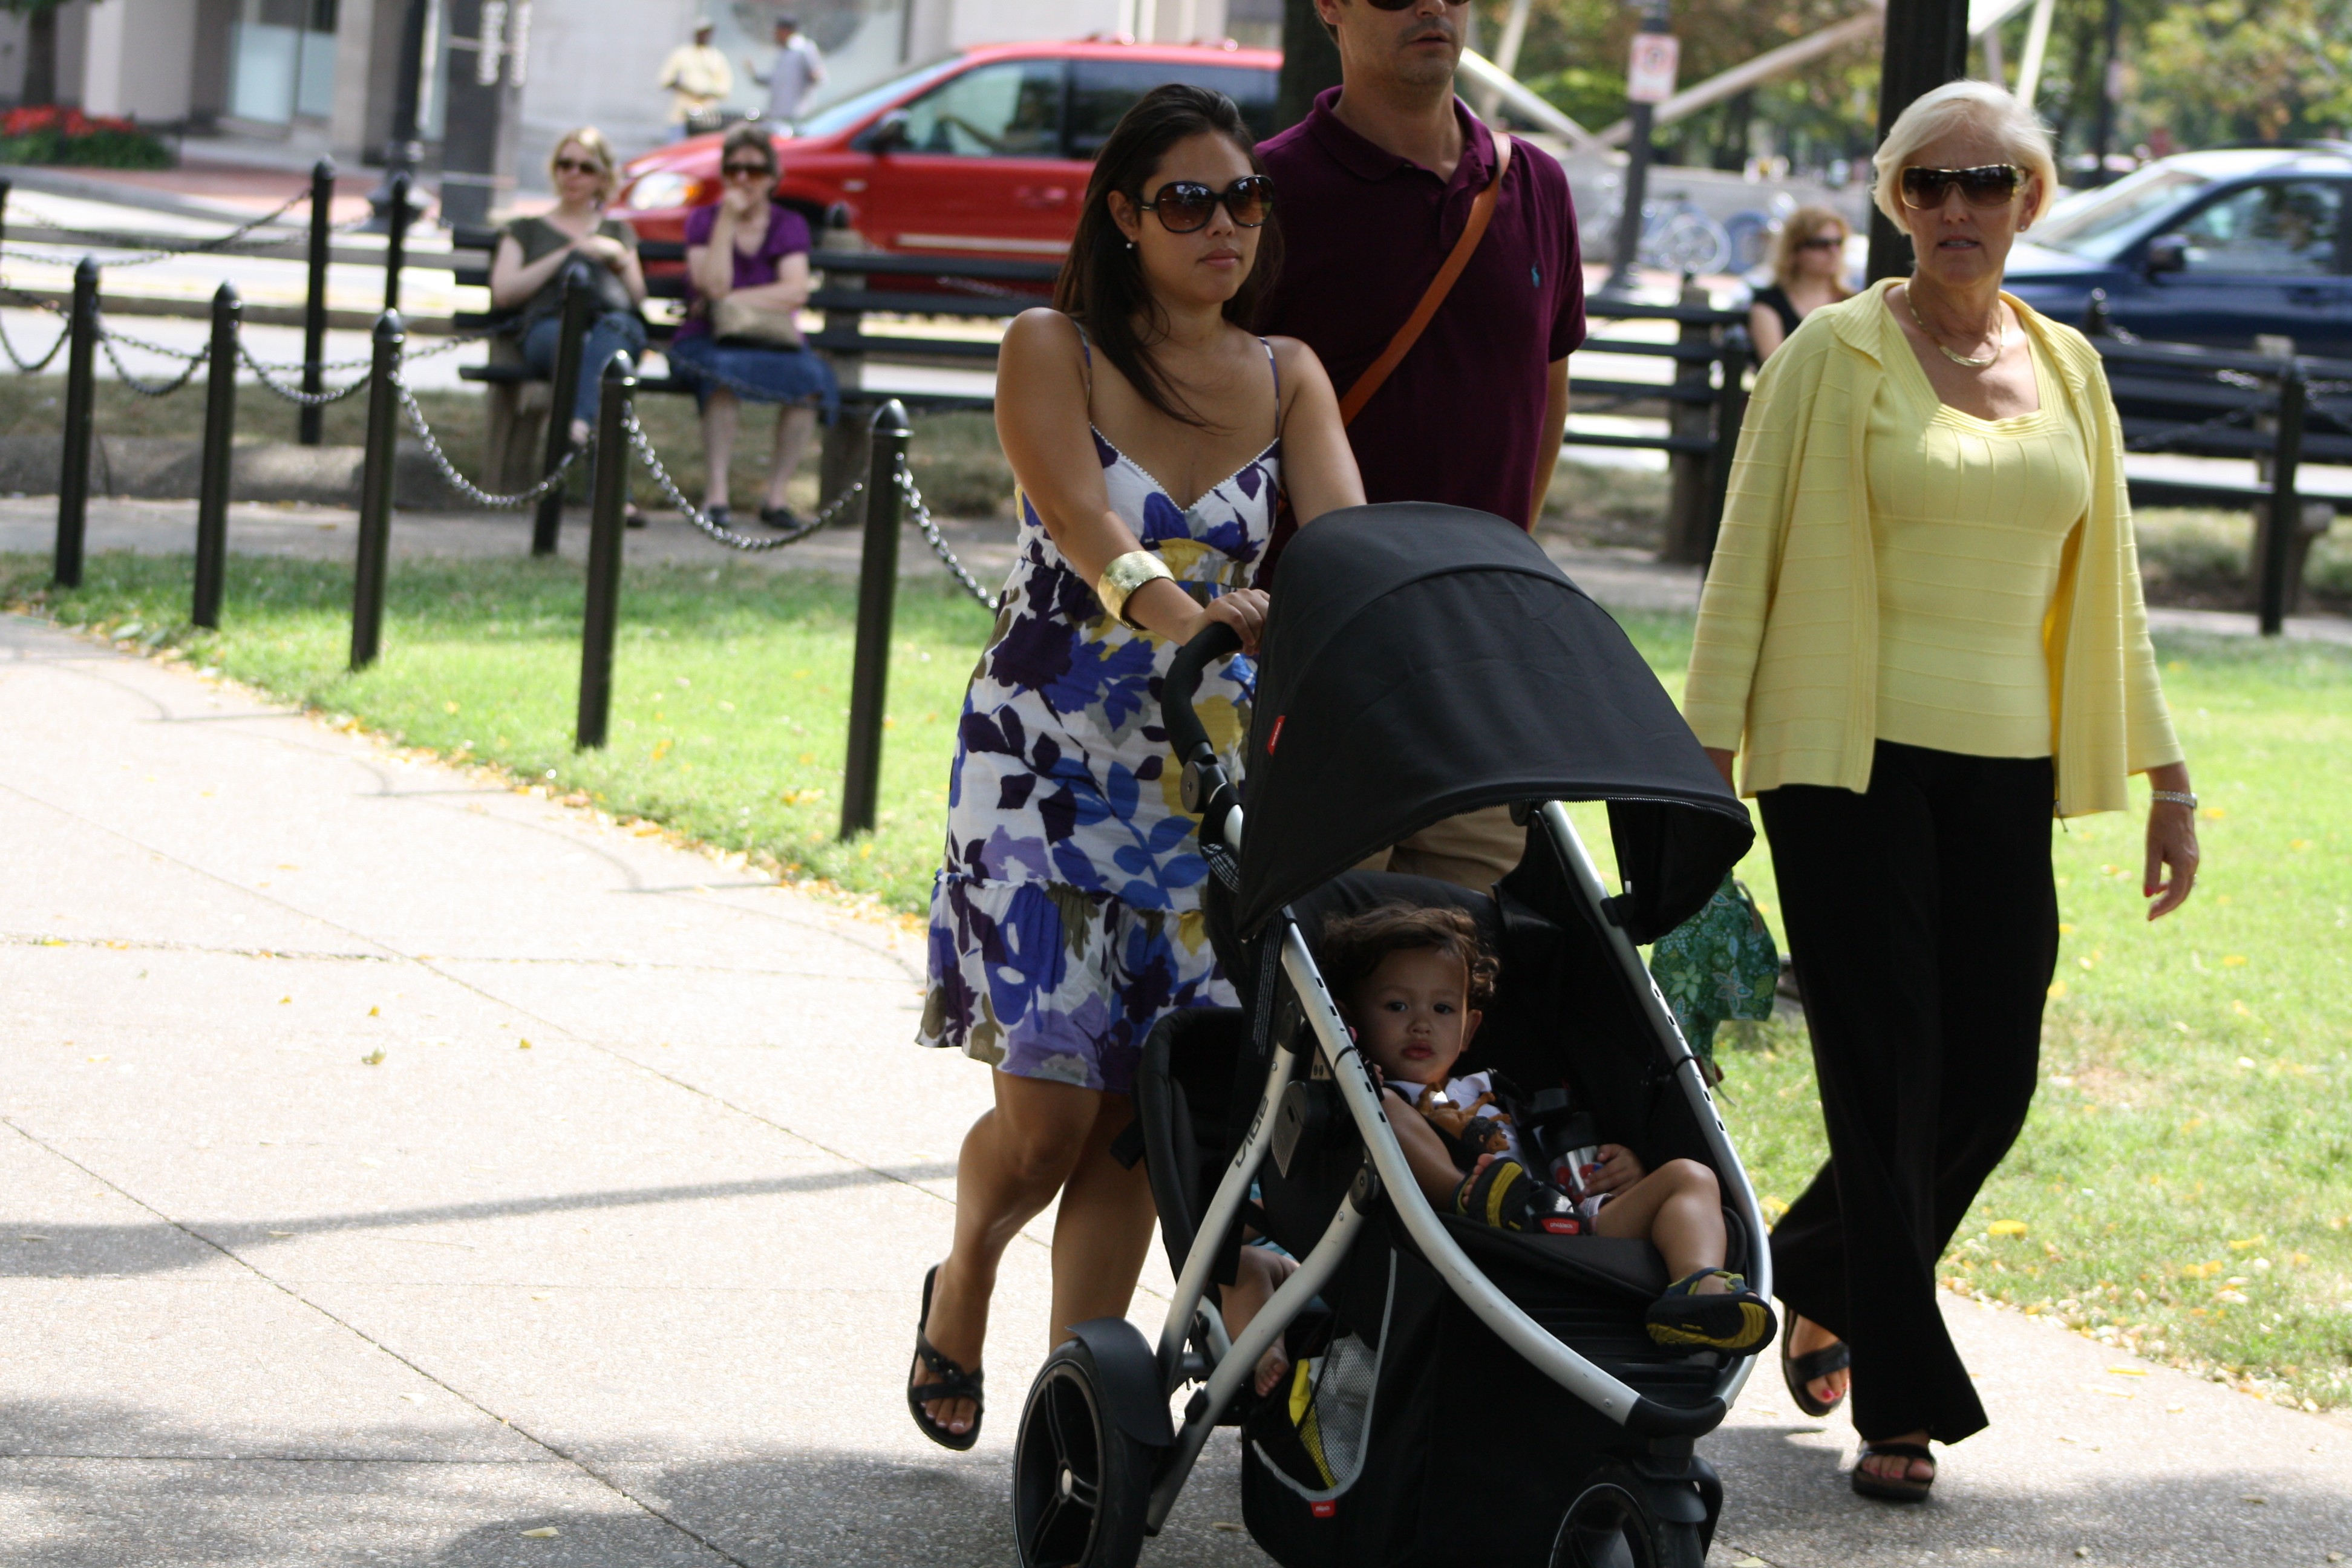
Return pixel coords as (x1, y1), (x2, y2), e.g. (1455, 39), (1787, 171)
(2001, 144), (2352, 359)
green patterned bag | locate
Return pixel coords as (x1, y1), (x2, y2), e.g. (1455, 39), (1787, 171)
(1647, 873), (1780, 1078)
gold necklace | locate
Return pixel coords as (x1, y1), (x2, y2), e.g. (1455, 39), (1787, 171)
(1904, 284), (2004, 370)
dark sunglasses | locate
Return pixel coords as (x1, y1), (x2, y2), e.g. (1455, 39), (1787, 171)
(1795, 234), (1842, 251)
(553, 157), (604, 175)
(722, 161), (774, 178)
(1362, 0), (1468, 9)
(1137, 175), (1272, 234)
(1900, 164), (2023, 211)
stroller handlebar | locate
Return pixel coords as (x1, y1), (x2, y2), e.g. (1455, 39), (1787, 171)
(1161, 621), (1244, 766)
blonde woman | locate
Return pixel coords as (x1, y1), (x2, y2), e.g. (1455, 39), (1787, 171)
(1686, 81), (2199, 1503)
(1748, 204), (1852, 359)
(489, 128), (649, 447)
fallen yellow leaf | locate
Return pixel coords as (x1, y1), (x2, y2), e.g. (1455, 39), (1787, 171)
(2107, 1366), (2148, 1377)
(367, 1005), (379, 1017)
(517, 1039), (532, 1050)
(1988, 1220), (2029, 1238)
(2221, 955), (2247, 967)
(87, 1054), (110, 1063)
(520, 1526), (559, 1538)
(361, 1049), (387, 1066)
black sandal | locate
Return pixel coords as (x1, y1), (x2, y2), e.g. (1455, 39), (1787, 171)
(1851, 1440), (1935, 1503)
(907, 1264), (984, 1451)
(1782, 1334), (1851, 1417)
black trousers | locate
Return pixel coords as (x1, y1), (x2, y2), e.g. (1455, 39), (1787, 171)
(1760, 741), (2060, 1445)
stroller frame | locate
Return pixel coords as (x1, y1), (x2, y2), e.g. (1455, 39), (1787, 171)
(1129, 797), (1770, 1534)
(1011, 518), (1774, 1568)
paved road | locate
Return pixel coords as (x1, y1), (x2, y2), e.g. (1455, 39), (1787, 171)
(1, 612), (2347, 1568)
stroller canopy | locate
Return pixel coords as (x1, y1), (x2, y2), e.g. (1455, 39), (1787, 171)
(1234, 504), (1754, 942)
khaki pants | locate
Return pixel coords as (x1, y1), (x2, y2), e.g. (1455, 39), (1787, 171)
(1353, 803), (1524, 893)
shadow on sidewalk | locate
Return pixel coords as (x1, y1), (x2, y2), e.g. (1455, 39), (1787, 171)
(1, 1163), (958, 1280)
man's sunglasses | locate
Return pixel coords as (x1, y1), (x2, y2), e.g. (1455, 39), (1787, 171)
(1900, 164), (2024, 211)
(1137, 176), (1273, 234)
(553, 157), (604, 175)
(722, 162), (774, 178)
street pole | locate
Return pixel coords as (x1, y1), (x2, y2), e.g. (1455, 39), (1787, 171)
(366, 0), (431, 232)
(1865, 0), (1971, 283)
(1601, 0), (1673, 299)
(2088, 0), (2125, 187)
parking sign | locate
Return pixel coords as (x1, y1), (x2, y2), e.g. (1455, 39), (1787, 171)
(1627, 33), (1681, 105)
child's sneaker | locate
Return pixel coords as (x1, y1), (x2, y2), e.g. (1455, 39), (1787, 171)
(1645, 1269), (1777, 1354)
(1451, 1158), (1539, 1231)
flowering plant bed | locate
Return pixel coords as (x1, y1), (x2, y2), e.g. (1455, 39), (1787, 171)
(0, 105), (174, 168)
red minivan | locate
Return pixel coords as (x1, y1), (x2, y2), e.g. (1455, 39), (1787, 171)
(615, 40), (1281, 264)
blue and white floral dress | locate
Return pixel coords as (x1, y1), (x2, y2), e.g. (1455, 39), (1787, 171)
(919, 339), (1279, 1094)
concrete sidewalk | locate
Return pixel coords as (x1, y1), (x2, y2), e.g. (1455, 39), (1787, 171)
(1, 613), (2348, 1568)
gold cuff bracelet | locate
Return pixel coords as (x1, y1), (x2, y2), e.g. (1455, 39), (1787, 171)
(1096, 549), (1174, 631)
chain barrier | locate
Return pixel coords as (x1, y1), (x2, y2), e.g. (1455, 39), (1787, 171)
(234, 339), (373, 407)
(2123, 403), (2257, 456)
(0, 295), (70, 371)
(898, 461), (1001, 612)
(99, 329), (208, 397)
(396, 378), (589, 509)
(621, 409), (861, 549)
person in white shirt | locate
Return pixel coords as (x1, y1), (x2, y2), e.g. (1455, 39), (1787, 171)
(748, 16), (826, 128)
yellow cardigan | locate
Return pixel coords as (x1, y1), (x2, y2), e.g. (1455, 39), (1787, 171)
(1683, 279), (2181, 817)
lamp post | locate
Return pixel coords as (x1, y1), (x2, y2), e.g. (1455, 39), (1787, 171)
(1864, 0), (1970, 282)
(1599, 0), (1675, 299)
(365, 0), (433, 232)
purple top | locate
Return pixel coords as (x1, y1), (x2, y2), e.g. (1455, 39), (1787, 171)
(1256, 89), (1586, 530)
(673, 201), (813, 342)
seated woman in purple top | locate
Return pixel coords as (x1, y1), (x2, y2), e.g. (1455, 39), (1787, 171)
(667, 125), (841, 529)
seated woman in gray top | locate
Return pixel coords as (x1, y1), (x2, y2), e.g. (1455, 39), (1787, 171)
(489, 128), (648, 449)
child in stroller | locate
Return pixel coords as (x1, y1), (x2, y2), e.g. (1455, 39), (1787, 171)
(1318, 901), (1777, 1356)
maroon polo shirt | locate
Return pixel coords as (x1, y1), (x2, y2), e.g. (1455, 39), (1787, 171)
(1257, 88), (1584, 531)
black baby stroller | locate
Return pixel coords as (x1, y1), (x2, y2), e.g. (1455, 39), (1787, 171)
(1009, 505), (1767, 1568)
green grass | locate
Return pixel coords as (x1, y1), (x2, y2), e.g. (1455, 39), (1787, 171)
(4, 553), (2347, 1410)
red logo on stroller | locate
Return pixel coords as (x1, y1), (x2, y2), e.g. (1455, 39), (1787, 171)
(1268, 716), (1286, 754)
(1541, 1216), (1583, 1235)
(1310, 1500), (1337, 1518)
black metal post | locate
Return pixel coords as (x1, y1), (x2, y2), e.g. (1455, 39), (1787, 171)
(1866, 0), (1971, 283)
(1701, 327), (1753, 576)
(1602, 0), (1672, 298)
(367, 0), (431, 230)
(532, 267), (595, 556)
(384, 172), (411, 314)
(2257, 370), (2305, 636)
(300, 158), (335, 446)
(0, 178), (11, 252)
(2089, 0), (2124, 187)
(576, 353), (637, 750)
(839, 399), (910, 840)
(193, 283), (241, 629)
(350, 312), (405, 670)
(53, 256), (99, 590)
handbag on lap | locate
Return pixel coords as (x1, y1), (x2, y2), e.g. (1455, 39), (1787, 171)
(710, 295), (805, 349)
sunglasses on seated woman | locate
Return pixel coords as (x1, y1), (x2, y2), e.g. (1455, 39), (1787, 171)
(1900, 164), (2024, 210)
(722, 160), (774, 179)
(1137, 176), (1273, 234)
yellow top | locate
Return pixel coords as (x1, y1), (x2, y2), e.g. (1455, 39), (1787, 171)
(1868, 323), (2089, 756)
(1684, 279), (2181, 816)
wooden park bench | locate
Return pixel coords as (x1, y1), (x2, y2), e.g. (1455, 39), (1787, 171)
(2086, 295), (2352, 630)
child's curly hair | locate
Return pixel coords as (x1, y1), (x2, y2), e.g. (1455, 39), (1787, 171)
(1316, 902), (1498, 1011)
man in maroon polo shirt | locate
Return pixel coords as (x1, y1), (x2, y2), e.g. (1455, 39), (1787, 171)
(1258, 0), (1585, 887)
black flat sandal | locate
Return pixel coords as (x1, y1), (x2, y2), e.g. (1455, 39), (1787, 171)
(907, 1263), (984, 1452)
(1782, 1335), (1851, 1417)
(1851, 1441), (1935, 1503)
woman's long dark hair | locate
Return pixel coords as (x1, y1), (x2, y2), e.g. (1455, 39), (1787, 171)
(1053, 83), (1282, 430)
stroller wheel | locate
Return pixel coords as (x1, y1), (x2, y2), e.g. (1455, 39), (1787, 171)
(1013, 1338), (1154, 1568)
(1549, 1465), (1706, 1568)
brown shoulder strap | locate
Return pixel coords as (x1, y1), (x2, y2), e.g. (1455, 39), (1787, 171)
(1337, 132), (1512, 427)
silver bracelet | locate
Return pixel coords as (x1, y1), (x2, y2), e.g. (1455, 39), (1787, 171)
(2150, 789), (2198, 810)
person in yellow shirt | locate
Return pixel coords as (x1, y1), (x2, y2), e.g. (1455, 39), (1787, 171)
(1683, 81), (2201, 1507)
(657, 18), (733, 141)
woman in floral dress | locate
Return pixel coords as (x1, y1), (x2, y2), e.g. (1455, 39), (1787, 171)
(906, 85), (1365, 1448)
